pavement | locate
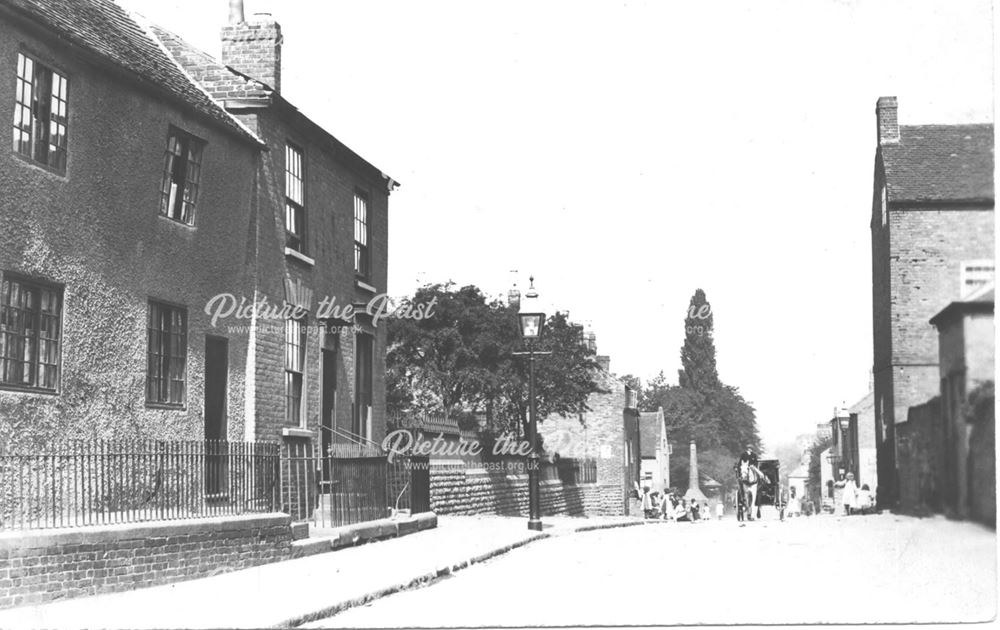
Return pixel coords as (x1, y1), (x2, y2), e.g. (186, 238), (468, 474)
(312, 511), (998, 627)
(0, 514), (646, 629)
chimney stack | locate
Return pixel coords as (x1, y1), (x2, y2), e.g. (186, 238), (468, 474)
(876, 96), (899, 145)
(221, 3), (283, 92)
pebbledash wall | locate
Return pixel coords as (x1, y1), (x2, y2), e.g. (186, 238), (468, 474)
(0, 7), (260, 444)
(0, 514), (293, 609)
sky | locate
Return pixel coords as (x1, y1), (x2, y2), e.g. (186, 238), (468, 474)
(122, 0), (994, 450)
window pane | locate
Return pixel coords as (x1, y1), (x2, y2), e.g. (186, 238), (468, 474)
(354, 193), (369, 276)
(284, 144), (305, 251)
(147, 301), (186, 404)
(0, 275), (61, 391)
(159, 129), (201, 225)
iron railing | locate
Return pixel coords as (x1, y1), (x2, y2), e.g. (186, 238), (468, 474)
(540, 458), (598, 485)
(281, 441), (414, 528)
(0, 440), (280, 530)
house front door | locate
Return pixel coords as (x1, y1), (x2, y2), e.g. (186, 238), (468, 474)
(204, 336), (228, 497)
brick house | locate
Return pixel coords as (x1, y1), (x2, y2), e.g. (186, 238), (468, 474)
(0, 0), (263, 444)
(929, 283), (994, 523)
(869, 96), (994, 508)
(154, 4), (396, 459)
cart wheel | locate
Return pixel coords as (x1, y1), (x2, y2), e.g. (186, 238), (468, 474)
(780, 507), (785, 521)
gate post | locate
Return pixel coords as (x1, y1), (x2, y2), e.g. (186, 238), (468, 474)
(410, 456), (430, 513)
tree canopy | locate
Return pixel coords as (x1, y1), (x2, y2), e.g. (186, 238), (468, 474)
(639, 288), (761, 492)
(386, 283), (603, 436)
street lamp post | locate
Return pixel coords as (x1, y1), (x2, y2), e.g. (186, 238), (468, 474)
(515, 277), (546, 532)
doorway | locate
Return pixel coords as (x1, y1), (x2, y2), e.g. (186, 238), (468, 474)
(204, 336), (228, 497)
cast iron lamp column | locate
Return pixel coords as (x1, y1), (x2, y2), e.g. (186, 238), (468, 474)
(515, 277), (547, 531)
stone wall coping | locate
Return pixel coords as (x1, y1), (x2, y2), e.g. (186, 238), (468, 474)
(0, 512), (291, 551)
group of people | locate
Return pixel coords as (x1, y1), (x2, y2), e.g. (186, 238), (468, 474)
(640, 486), (723, 522)
(840, 472), (876, 515)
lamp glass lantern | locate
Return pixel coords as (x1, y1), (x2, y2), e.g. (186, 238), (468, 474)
(518, 277), (545, 340)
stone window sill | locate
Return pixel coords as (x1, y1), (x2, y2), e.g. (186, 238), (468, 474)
(355, 279), (377, 293)
(281, 427), (316, 439)
(284, 248), (315, 267)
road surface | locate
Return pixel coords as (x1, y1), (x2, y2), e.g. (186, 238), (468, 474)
(308, 512), (996, 627)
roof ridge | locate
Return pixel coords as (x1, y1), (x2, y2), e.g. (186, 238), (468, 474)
(136, 13), (264, 146)
(902, 122), (994, 129)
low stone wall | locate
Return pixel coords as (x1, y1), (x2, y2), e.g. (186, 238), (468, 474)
(430, 464), (621, 517)
(0, 513), (292, 609)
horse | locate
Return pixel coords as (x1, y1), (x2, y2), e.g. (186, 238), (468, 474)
(737, 460), (767, 521)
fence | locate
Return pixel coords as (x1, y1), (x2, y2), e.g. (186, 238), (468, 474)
(0, 440), (280, 530)
(281, 441), (415, 528)
(539, 458), (598, 485)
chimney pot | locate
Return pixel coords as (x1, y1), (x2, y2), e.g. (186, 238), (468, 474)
(228, 0), (244, 24)
(876, 96), (899, 145)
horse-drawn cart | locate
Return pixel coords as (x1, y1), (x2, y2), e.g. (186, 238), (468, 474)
(755, 459), (785, 520)
(737, 458), (785, 521)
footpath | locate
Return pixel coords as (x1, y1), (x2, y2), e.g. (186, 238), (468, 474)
(0, 514), (648, 629)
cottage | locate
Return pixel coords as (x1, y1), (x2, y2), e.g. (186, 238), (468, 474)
(0, 0), (262, 444)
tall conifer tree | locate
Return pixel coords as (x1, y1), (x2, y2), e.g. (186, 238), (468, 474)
(678, 289), (719, 391)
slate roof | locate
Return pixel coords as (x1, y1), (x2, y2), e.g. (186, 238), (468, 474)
(638, 411), (662, 458)
(1, 0), (259, 145)
(882, 124), (994, 203)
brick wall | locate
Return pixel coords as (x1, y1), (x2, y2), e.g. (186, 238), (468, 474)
(0, 514), (292, 609)
(871, 193), (993, 506)
(889, 209), (994, 367)
(220, 20), (282, 91)
(232, 102), (391, 448)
